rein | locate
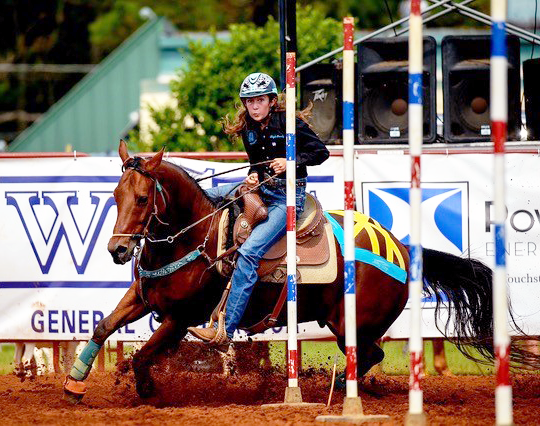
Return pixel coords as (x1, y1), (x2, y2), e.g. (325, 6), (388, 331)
(144, 172), (277, 244)
(194, 159), (272, 182)
(111, 156), (276, 279)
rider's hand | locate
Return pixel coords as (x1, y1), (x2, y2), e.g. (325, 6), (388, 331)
(270, 158), (286, 175)
(244, 172), (259, 188)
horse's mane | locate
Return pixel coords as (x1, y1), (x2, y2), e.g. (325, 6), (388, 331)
(156, 158), (217, 207)
(125, 155), (217, 208)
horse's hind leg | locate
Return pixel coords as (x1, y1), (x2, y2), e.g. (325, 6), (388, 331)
(357, 340), (385, 377)
(334, 333), (384, 378)
(63, 281), (147, 402)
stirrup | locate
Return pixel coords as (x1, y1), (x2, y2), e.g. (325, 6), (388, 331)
(209, 311), (229, 345)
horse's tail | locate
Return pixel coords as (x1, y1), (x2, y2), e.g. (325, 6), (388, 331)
(422, 247), (540, 369)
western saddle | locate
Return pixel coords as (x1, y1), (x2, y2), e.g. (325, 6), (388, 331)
(212, 184), (336, 334)
(215, 184), (332, 283)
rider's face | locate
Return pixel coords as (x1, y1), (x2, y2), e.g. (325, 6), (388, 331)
(244, 95), (276, 122)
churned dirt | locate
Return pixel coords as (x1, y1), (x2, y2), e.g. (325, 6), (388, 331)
(1, 343), (539, 425)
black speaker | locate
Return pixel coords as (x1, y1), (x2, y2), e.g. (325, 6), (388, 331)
(300, 63), (342, 143)
(442, 35), (521, 143)
(524, 58), (540, 141)
(357, 36), (437, 144)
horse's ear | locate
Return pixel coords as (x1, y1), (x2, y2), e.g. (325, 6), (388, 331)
(145, 147), (165, 171)
(119, 139), (130, 163)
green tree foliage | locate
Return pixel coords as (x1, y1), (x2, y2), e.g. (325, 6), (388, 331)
(89, 1), (145, 60)
(133, 6), (342, 152)
(305, 0), (401, 29)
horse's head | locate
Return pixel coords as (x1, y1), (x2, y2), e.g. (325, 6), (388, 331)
(108, 141), (165, 264)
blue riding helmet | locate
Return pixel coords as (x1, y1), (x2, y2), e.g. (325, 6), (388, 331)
(239, 73), (278, 98)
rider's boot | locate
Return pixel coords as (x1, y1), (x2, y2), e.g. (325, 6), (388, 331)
(188, 326), (219, 342)
(188, 312), (230, 346)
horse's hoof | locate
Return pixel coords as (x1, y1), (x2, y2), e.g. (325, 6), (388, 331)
(63, 376), (86, 404)
(136, 380), (155, 399)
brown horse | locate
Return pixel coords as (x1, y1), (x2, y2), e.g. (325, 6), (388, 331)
(63, 141), (528, 401)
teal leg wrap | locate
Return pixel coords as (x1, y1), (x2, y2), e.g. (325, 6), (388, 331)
(69, 340), (102, 381)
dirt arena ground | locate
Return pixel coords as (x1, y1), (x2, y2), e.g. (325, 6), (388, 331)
(1, 345), (539, 425)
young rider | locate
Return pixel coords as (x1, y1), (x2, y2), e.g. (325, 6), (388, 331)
(188, 72), (329, 345)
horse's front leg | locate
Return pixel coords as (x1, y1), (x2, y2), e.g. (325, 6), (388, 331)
(132, 316), (186, 398)
(63, 281), (147, 403)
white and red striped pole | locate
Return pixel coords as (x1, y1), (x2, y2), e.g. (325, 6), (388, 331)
(407, 0), (425, 424)
(318, 18), (389, 422)
(342, 16), (358, 400)
(490, 1), (512, 424)
(285, 51), (299, 393)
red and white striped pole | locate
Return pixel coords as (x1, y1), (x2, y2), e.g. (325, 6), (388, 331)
(317, 18), (389, 422)
(285, 51), (299, 394)
(407, 1), (425, 424)
(490, 1), (512, 424)
(342, 16), (358, 400)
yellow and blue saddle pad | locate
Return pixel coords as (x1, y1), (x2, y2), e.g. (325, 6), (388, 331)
(324, 211), (407, 284)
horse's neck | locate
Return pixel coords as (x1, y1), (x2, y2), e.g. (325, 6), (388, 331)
(158, 164), (219, 253)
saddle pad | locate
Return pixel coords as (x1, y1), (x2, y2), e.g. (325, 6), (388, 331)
(324, 211), (407, 284)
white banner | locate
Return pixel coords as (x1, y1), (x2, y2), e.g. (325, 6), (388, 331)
(0, 156), (341, 341)
(1, 154), (538, 342)
(357, 153), (540, 337)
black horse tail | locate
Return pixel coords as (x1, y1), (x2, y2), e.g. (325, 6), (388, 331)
(422, 247), (540, 369)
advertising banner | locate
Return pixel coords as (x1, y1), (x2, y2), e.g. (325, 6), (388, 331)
(1, 153), (538, 342)
(0, 156), (340, 341)
(357, 153), (540, 337)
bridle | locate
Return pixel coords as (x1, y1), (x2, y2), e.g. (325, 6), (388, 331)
(111, 157), (170, 242)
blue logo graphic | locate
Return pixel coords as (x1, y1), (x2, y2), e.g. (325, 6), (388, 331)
(363, 183), (469, 255)
(247, 130), (257, 145)
(6, 190), (116, 274)
(2, 176), (120, 275)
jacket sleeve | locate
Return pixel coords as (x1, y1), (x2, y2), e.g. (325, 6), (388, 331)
(295, 117), (330, 167)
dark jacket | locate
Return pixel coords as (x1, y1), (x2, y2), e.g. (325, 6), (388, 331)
(242, 111), (329, 180)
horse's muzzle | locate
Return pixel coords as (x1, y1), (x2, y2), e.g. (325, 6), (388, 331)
(108, 239), (136, 264)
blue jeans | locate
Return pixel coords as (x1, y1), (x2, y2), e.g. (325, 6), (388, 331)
(205, 179), (307, 337)
(205, 182), (242, 204)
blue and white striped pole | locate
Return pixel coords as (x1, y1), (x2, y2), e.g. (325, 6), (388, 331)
(317, 18), (389, 423)
(407, 0), (425, 423)
(491, 1), (512, 424)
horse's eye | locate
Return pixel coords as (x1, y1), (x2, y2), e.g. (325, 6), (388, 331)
(137, 196), (148, 206)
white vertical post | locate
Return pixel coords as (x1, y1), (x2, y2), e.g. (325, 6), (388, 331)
(490, 1), (513, 425)
(317, 17), (390, 423)
(407, 0), (425, 423)
(342, 16), (358, 400)
(285, 51), (299, 390)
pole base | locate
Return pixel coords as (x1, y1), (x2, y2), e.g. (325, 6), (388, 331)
(316, 414), (390, 424)
(405, 412), (427, 426)
(261, 386), (325, 409)
(316, 397), (389, 423)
